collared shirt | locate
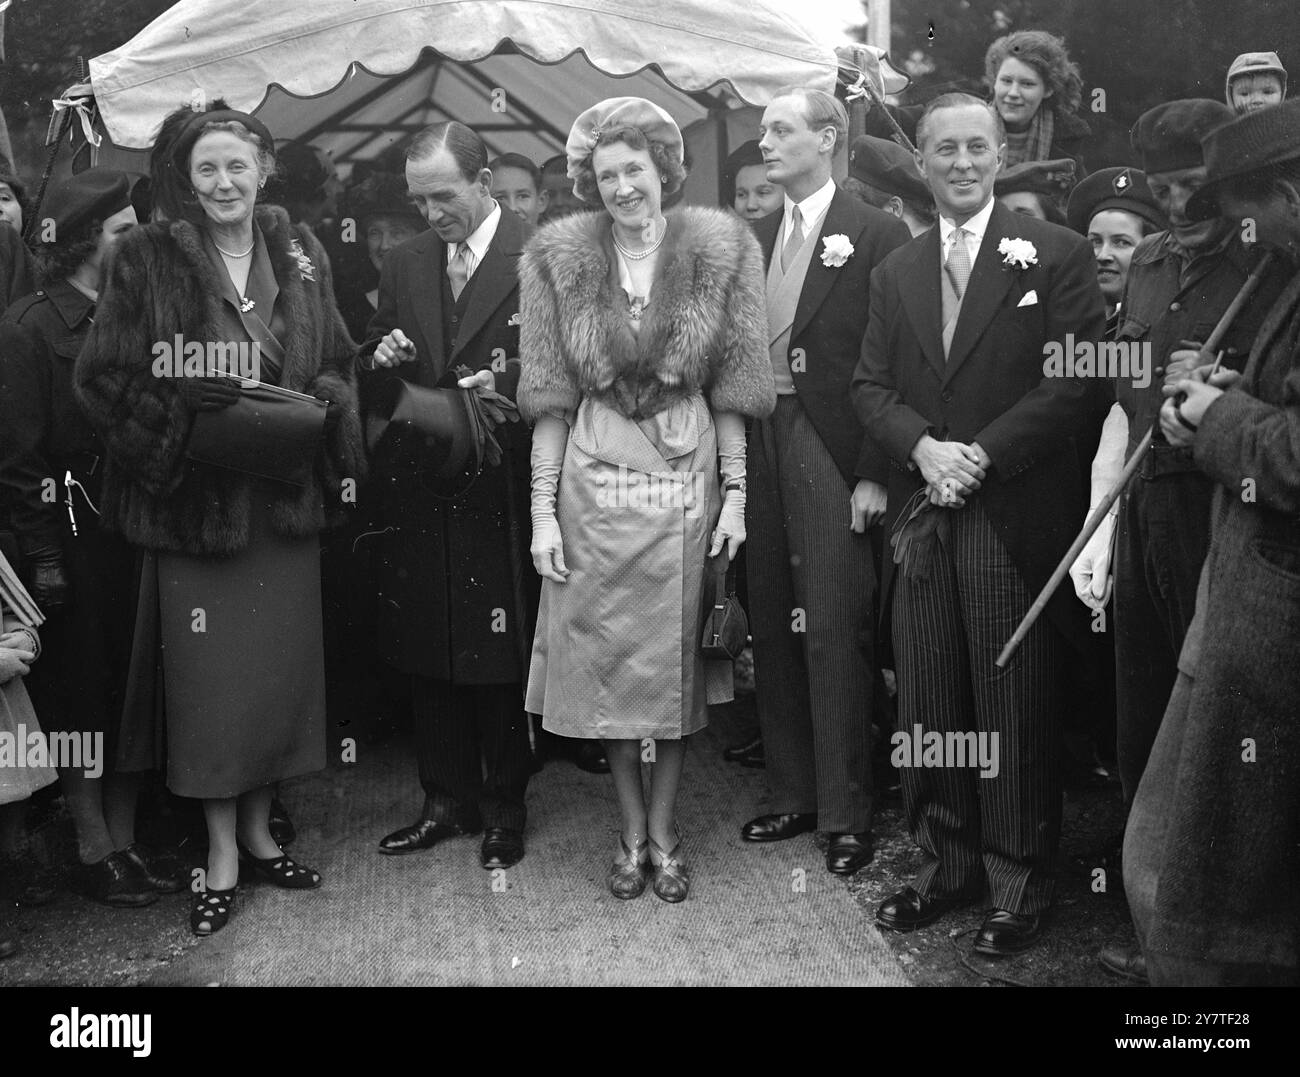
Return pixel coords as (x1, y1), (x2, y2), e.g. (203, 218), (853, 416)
(779, 177), (836, 249)
(938, 196), (996, 269)
(450, 200), (502, 279)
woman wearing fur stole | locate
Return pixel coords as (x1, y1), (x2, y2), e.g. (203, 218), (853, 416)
(518, 98), (776, 903)
(74, 103), (364, 936)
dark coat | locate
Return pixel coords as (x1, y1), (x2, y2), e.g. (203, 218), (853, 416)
(363, 207), (534, 684)
(73, 206), (365, 555)
(852, 201), (1109, 647)
(751, 188), (912, 487)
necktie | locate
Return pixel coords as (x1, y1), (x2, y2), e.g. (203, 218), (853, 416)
(945, 226), (972, 299)
(448, 243), (470, 300)
(781, 205), (803, 273)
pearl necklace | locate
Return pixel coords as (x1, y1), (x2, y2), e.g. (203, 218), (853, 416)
(214, 239), (254, 258)
(612, 221), (665, 261)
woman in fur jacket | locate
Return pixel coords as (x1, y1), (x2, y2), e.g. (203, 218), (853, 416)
(74, 102), (364, 937)
(518, 98), (776, 903)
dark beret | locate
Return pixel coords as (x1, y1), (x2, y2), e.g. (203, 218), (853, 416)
(37, 168), (132, 245)
(1188, 97), (1300, 221)
(344, 171), (425, 227)
(722, 140), (766, 187)
(848, 134), (932, 204)
(1130, 99), (1233, 174)
(1066, 166), (1168, 234)
(994, 158), (1077, 197)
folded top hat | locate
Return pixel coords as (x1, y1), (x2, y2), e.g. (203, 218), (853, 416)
(365, 378), (486, 493)
(1187, 97), (1300, 221)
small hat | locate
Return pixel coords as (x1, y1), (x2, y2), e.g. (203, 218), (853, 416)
(0, 169), (26, 205)
(1130, 99), (1233, 174)
(994, 158), (1077, 197)
(1066, 166), (1168, 234)
(37, 168), (133, 245)
(274, 141), (336, 198)
(1225, 51), (1288, 106)
(565, 97), (683, 197)
(722, 140), (766, 188)
(848, 134), (932, 204)
(345, 171), (424, 227)
(1187, 97), (1300, 221)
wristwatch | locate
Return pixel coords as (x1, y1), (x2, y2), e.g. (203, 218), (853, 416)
(723, 478), (747, 494)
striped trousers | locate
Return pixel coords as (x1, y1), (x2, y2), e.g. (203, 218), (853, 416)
(747, 395), (875, 833)
(893, 498), (1062, 915)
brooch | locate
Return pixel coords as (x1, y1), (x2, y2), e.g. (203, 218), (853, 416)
(239, 297), (255, 312)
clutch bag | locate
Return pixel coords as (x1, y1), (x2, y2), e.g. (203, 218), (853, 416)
(187, 381), (327, 487)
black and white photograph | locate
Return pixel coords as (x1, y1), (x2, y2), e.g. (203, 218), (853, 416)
(0, 0), (1294, 1045)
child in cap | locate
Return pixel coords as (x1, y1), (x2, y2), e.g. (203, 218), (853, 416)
(1225, 51), (1287, 114)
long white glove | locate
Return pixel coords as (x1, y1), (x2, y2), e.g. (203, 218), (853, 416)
(530, 414), (570, 583)
(710, 411), (746, 560)
(1069, 403), (1127, 610)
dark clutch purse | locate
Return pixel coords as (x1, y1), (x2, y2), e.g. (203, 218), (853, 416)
(701, 553), (748, 661)
(186, 381), (327, 486)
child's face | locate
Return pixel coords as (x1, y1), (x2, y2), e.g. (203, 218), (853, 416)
(1231, 73), (1284, 113)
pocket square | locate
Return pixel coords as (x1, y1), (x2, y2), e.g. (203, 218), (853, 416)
(1017, 290), (1039, 308)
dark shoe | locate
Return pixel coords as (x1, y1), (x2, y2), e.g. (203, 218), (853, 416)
(876, 886), (971, 932)
(0, 936), (18, 960)
(77, 851), (160, 908)
(973, 908), (1047, 956)
(238, 846), (322, 889)
(741, 812), (817, 842)
(1099, 944), (1149, 983)
(736, 742), (765, 768)
(826, 832), (873, 875)
(723, 737), (763, 762)
(648, 833), (689, 903)
(378, 818), (476, 856)
(607, 837), (649, 899)
(575, 741), (610, 774)
(119, 843), (187, 894)
(0, 854), (57, 907)
(191, 887), (236, 936)
(480, 828), (525, 869)
(268, 798), (296, 847)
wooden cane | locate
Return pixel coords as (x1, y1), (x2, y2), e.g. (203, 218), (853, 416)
(995, 248), (1276, 667)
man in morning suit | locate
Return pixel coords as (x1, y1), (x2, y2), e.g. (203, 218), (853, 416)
(740, 86), (911, 876)
(852, 94), (1107, 953)
(362, 121), (534, 871)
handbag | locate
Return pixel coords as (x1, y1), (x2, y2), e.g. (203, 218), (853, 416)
(186, 381), (327, 486)
(701, 552), (748, 661)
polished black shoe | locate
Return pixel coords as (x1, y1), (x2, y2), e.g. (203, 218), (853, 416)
(875, 886), (971, 932)
(1099, 944), (1149, 983)
(741, 812), (817, 842)
(826, 832), (873, 875)
(119, 842), (187, 893)
(723, 736), (763, 763)
(575, 741), (611, 774)
(378, 818), (476, 856)
(268, 797), (296, 847)
(973, 908), (1047, 956)
(77, 851), (160, 908)
(480, 828), (525, 869)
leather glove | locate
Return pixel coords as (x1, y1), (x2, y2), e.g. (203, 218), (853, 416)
(24, 545), (70, 610)
(175, 375), (242, 412)
(709, 489), (746, 560)
(1069, 508), (1116, 611)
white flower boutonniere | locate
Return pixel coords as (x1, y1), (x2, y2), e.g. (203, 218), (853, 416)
(998, 237), (1038, 270)
(507, 312), (522, 327)
(289, 238), (316, 282)
(821, 234), (855, 267)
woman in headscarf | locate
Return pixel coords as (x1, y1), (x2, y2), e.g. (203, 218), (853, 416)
(518, 98), (775, 902)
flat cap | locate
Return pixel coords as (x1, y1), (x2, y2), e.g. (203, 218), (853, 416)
(848, 135), (932, 204)
(1066, 166), (1168, 234)
(994, 158), (1077, 197)
(1188, 97), (1300, 221)
(38, 168), (133, 245)
(1130, 99), (1233, 174)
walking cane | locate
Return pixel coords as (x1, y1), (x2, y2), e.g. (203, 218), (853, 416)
(995, 248), (1277, 668)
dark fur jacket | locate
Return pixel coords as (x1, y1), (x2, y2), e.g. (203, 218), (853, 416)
(74, 205), (365, 556)
(517, 205), (775, 422)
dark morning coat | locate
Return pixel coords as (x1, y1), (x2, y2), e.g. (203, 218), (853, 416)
(362, 207), (533, 684)
(852, 200), (1109, 647)
(73, 206), (365, 554)
(751, 188), (911, 488)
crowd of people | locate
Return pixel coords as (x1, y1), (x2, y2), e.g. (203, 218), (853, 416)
(0, 26), (1296, 987)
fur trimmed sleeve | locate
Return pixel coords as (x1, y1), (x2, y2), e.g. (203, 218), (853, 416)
(73, 227), (194, 496)
(707, 217), (776, 418)
(517, 238), (581, 425)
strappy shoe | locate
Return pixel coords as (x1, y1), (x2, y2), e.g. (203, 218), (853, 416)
(191, 887), (236, 936)
(607, 837), (649, 899)
(648, 833), (689, 903)
(239, 845), (322, 889)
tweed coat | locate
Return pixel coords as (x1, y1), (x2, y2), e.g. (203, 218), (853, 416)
(363, 207), (534, 684)
(73, 205), (365, 555)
